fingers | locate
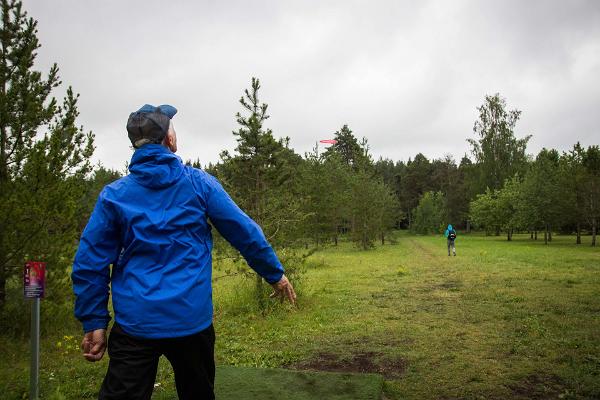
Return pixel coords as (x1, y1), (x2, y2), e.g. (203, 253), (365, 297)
(81, 334), (92, 353)
(84, 349), (105, 362)
(270, 288), (285, 303)
(84, 340), (106, 362)
(269, 275), (297, 306)
(285, 282), (297, 305)
(279, 275), (296, 304)
(290, 285), (297, 304)
(279, 281), (296, 305)
(81, 330), (107, 362)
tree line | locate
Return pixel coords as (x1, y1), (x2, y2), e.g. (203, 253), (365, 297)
(470, 145), (600, 245)
(374, 95), (599, 247)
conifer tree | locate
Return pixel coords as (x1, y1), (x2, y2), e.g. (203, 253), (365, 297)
(217, 77), (304, 306)
(520, 149), (564, 244)
(298, 148), (351, 247)
(400, 153), (433, 228)
(0, 0), (94, 308)
(218, 77), (302, 240)
(581, 146), (600, 246)
(322, 125), (371, 171)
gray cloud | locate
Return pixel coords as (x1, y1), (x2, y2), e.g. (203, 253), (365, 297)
(23, 0), (600, 169)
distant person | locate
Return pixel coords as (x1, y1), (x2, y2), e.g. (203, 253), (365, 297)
(71, 104), (296, 400)
(445, 224), (457, 256)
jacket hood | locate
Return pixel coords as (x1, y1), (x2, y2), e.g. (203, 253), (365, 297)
(447, 224), (453, 231)
(129, 144), (183, 189)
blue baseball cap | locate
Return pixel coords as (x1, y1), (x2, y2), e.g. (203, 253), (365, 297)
(127, 104), (178, 148)
(135, 104), (178, 119)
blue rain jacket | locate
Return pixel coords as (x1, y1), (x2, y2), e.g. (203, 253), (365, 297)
(72, 144), (284, 339)
(444, 224), (456, 239)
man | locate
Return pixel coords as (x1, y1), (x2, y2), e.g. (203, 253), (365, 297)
(71, 104), (296, 400)
(445, 224), (457, 256)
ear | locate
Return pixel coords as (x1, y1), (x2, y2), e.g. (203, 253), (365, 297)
(164, 128), (177, 152)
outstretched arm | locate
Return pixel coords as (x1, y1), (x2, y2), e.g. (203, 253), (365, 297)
(204, 174), (296, 304)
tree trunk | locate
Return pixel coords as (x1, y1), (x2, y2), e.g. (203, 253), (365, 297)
(507, 230), (511, 241)
(576, 223), (581, 245)
(548, 228), (552, 242)
(334, 235), (338, 246)
(530, 231), (533, 240)
(362, 221), (368, 250)
(466, 220), (471, 233)
(0, 264), (5, 310)
(592, 218), (597, 247)
(495, 227), (500, 236)
(544, 224), (548, 245)
(381, 232), (385, 245)
(534, 230), (537, 240)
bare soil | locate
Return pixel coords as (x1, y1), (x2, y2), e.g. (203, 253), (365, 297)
(289, 351), (407, 379)
(506, 373), (567, 399)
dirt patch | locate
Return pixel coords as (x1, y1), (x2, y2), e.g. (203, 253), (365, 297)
(418, 279), (463, 293)
(507, 373), (567, 399)
(290, 351), (407, 379)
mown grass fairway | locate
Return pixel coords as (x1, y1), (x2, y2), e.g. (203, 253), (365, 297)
(211, 366), (383, 400)
(1, 233), (599, 399)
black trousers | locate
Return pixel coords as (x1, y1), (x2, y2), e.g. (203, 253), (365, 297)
(98, 323), (215, 400)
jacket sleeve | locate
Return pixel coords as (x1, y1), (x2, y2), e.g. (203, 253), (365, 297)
(203, 174), (284, 284)
(71, 189), (121, 332)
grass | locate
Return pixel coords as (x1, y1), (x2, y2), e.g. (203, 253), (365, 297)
(1, 232), (599, 399)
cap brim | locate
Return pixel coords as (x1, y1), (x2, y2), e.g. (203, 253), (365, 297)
(158, 104), (177, 119)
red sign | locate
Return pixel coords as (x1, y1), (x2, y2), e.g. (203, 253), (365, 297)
(24, 262), (46, 299)
(319, 139), (338, 144)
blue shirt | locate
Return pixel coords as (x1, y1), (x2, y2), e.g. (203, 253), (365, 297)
(72, 145), (284, 339)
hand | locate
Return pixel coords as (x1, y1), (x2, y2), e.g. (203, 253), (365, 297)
(81, 329), (107, 362)
(269, 275), (297, 305)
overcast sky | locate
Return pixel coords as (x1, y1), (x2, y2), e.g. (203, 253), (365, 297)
(24, 0), (600, 170)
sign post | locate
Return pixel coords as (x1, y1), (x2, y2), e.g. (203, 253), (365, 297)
(24, 261), (45, 400)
